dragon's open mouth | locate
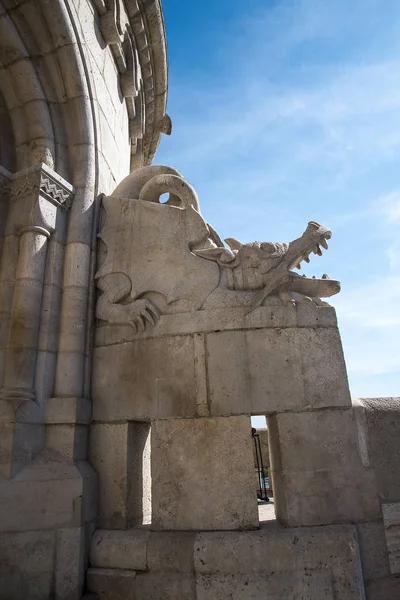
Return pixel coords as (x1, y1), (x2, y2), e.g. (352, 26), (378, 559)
(286, 221), (340, 297)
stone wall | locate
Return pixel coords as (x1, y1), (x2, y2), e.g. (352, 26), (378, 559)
(0, 1), (168, 598)
(1, 0), (400, 598)
(353, 397), (400, 599)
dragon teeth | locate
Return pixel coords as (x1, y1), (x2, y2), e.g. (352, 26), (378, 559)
(322, 274), (330, 279)
(316, 245), (322, 256)
(321, 239), (328, 250)
(296, 262), (301, 269)
(304, 255), (310, 263)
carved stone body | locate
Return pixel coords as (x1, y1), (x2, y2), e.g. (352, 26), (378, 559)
(95, 165), (340, 332)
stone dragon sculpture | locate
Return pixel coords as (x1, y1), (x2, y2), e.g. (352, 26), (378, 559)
(95, 165), (340, 333)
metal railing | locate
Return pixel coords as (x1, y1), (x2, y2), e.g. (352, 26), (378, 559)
(252, 427), (270, 502)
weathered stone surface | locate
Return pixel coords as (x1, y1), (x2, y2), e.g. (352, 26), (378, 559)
(194, 525), (364, 599)
(0, 530), (54, 600)
(92, 336), (198, 421)
(87, 568), (137, 600)
(196, 570), (334, 600)
(151, 416), (258, 530)
(93, 319), (350, 421)
(360, 397), (400, 501)
(146, 531), (195, 573)
(365, 575), (400, 600)
(356, 521), (390, 581)
(268, 408), (380, 527)
(90, 529), (149, 571)
(55, 527), (85, 600)
(382, 502), (400, 574)
(207, 326), (351, 415)
(0, 451), (97, 532)
(134, 573), (196, 600)
(45, 396), (92, 424)
(95, 304), (337, 346)
(276, 408), (362, 471)
(90, 423), (130, 529)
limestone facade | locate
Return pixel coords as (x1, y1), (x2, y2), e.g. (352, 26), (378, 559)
(1, 2), (400, 600)
(0, 0), (168, 597)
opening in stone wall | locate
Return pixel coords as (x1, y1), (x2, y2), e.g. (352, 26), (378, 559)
(252, 415), (277, 525)
(127, 421), (152, 527)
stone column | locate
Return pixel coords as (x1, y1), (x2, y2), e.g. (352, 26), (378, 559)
(0, 166), (12, 391)
(2, 225), (50, 405)
(0, 163), (74, 477)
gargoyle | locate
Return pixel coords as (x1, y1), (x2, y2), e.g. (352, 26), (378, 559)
(95, 165), (340, 333)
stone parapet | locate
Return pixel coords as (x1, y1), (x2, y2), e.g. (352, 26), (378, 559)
(92, 305), (350, 421)
(87, 524), (366, 600)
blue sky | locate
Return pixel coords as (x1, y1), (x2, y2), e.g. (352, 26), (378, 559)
(157, 0), (400, 408)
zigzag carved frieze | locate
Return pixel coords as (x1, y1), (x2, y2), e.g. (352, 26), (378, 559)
(11, 169), (74, 209)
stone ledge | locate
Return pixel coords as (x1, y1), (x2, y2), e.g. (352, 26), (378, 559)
(95, 304), (337, 347)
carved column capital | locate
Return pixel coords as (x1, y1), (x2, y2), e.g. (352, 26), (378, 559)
(7, 164), (75, 235)
(11, 163), (75, 209)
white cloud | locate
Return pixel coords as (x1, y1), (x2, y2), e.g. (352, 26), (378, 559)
(335, 276), (400, 328)
(380, 191), (400, 222)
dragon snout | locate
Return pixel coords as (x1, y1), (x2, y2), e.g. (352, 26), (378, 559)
(307, 221), (331, 239)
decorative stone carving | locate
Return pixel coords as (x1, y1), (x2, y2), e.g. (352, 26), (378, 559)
(95, 165), (340, 333)
(90, 0), (171, 163)
(11, 163), (75, 210)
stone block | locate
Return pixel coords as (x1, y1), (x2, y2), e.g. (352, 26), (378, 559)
(0, 452), (97, 532)
(55, 527), (85, 600)
(365, 575), (400, 600)
(267, 409), (380, 526)
(90, 423), (130, 528)
(46, 424), (88, 461)
(206, 326), (350, 416)
(356, 521), (390, 581)
(147, 532), (195, 573)
(134, 572), (196, 600)
(299, 327), (351, 408)
(360, 397), (400, 501)
(87, 568), (137, 600)
(206, 328), (303, 415)
(0, 530), (54, 600)
(151, 416), (258, 531)
(382, 502), (400, 574)
(196, 570), (334, 600)
(194, 525), (364, 598)
(275, 408), (360, 472)
(90, 529), (149, 571)
(92, 336), (198, 421)
(276, 466), (380, 527)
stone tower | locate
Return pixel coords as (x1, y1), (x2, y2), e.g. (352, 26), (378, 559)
(0, 1), (169, 597)
(1, 2), (400, 600)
